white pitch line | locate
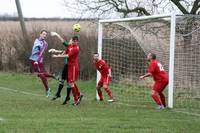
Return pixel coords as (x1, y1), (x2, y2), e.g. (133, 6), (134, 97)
(173, 110), (200, 117)
(117, 102), (200, 117)
(0, 86), (200, 117)
(0, 86), (43, 97)
(116, 102), (149, 108)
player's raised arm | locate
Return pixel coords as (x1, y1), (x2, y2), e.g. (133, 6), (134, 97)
(48, 49), (63, 54)
(50, 32), (65, 43)
(50, 32), (72, 47)
(52, 54), (68, 58)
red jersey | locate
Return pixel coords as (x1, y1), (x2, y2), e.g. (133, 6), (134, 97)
(65, 44), (80, 65)
(148, 60), (168, 81)
(95, 59), (110, 76)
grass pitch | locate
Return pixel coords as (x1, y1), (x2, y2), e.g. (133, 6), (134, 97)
(0, 73), (200, 133)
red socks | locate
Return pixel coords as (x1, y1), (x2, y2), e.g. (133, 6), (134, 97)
(105, 87), (113, 99)
(74, 84), (80, 97)
(97, 87), (113, 100)
(38, 74), (48, 91)
(71, 83), (80, 103)
(97, 89), (103, 100)
(159, 93), (166, 107)
(151, 94), (162, 105)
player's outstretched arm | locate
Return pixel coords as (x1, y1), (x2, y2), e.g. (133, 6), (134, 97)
(48, 48), (63, 54)
(50, 32), (65, 43)
(52, 54), (68, 58)
(140, 73), (152, 79)
(108, 69), (112, 77)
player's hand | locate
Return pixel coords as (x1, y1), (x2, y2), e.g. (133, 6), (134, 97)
(139, 75), (145, 80)
(34, 61), (38, 65)
(48, 48), (56, 53)
(52, 54), (58, 58)
(50, 32), (59, 36)
(69, 39), (73, 44)
(108, 73), (112, 77)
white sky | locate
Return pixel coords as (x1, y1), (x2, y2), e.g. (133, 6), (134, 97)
(0, 0), (73, 18)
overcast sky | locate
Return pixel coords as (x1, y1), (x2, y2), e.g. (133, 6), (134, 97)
(0, 0), (74, 18)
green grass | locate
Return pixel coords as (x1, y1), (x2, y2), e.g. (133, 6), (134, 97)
(0, 73), (200, 133)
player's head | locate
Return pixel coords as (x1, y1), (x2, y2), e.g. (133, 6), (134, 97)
(72, 36), (79, 44)
(40, 30), (48, 40)
(147, 53), (156, 61)
(93, 53), (99, 62)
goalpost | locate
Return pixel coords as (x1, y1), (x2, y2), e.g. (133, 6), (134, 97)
(96, 12), (200, 110)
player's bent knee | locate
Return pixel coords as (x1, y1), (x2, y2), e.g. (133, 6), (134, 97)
(151, 90), (157, 96)
(38, 73), (44, 78)
(103, 84), (108, 89)
(96, 86), (101, 90)
(69, 82), (75, 87)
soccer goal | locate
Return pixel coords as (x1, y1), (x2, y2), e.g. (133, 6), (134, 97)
(97, 12), (200, 110)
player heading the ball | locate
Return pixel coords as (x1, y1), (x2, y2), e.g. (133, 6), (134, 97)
(52, 36), (83, 106)
(49, 32), (72, 104)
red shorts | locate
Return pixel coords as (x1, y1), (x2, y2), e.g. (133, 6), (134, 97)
(31, 61), (45, 73)
(68, 64), (79, 83)
(98, 75), (112, 87)
(152, 79), (168, 92)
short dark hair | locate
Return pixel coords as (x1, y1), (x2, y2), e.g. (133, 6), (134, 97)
(72, 36), (79, 41)
(150, 53), (156, 59)
(40, 30), (48, 34)
(93, 53), (99, 57)
(93, 53), (99, 55)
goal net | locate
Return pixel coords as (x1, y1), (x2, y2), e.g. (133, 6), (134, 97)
(97, 13), (200, 110)
(174, 15), (200, 111)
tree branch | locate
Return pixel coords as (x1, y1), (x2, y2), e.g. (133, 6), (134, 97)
(170, 0), (189, 14)
(190, 0), (200, 14)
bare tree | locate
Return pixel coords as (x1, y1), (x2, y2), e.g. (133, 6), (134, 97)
(64, 0), (200, 18)
(64, 0), (154, 18)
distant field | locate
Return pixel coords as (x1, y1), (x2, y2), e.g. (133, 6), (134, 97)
(0, 73), (200, 133)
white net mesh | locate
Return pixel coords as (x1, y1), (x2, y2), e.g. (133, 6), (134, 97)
(174, 15), (200, 110)
(101, 17), (170, 107)
(100, 15), (200, 110)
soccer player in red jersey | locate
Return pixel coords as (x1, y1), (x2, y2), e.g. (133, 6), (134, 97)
(52, 36), (83, 105)
(140, 53), (168, 110)
(49, 32), (72, 104)
(93, 53), (114, 102)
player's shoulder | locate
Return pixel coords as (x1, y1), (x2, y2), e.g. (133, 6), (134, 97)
(148, 60), (156, 68)
(34, 38), (39, 43)
(71, 44), (79, 48)
(67, 44), (73, 48)
(76, 45), (80, 49)
(100, 58), (105, 62)
(33, 38), (41, 46)
(151, 59), (158, 64)
(75, 44), (80, 49)
(96, 59), (104, 65)
(99, 59), (105, 63)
